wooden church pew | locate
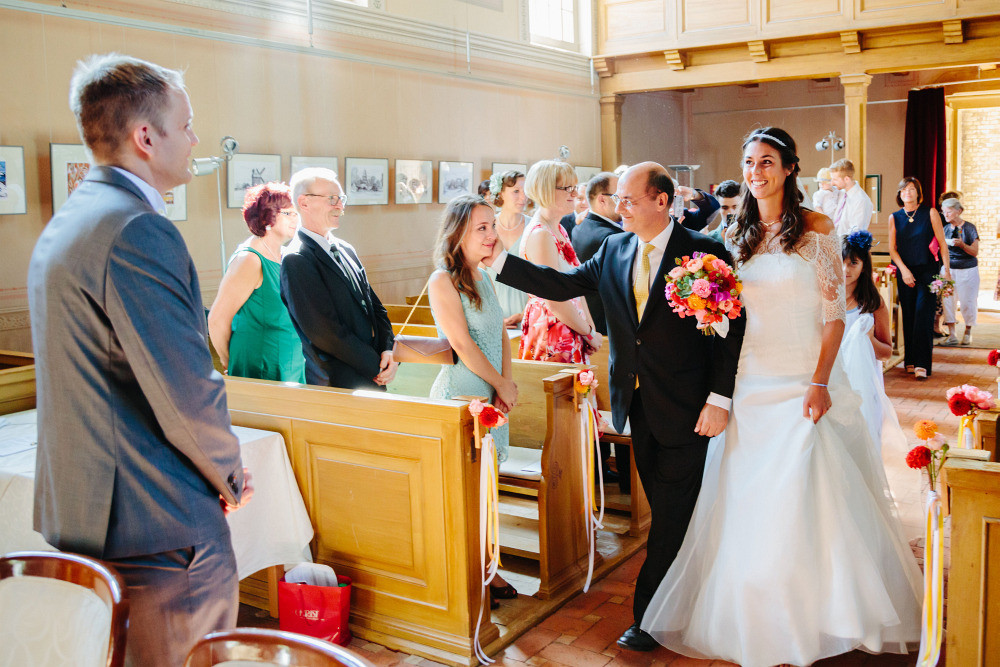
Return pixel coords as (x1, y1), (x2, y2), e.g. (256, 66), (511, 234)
(388, 359), (593, 599)
(385, 303), (435, 325)
(0, 351), (35, 414)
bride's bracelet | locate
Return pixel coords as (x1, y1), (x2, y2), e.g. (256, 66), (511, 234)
(810, 382), (828, 388)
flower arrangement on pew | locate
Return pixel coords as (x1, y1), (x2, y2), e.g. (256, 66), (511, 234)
(946, 384), (994, 449)
(987, 351), (1000, 396)
(664, 252), (743, 336)
(468, 398), (507, 665)
(906, 419), (950, 667)
(573, 370), (605, 592)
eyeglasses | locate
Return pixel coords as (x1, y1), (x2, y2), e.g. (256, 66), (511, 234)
(278, 210), (299, 217)
(554, 184), (578, 193)
(610, 193), (655, 209)
(304, 193), (348, 205)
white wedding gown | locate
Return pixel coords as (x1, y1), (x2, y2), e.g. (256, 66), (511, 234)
(641, 231), (922, 667)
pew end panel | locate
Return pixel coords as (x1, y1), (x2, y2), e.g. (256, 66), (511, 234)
(945, 457), (1000, 666)
(0, 351), (35, 414)
(224, 378), (498, 665)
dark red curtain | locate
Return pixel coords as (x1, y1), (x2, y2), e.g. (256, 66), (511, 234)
(902, 88), (946, 208)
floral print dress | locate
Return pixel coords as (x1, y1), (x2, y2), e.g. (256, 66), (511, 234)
(518, 218), (592, 363)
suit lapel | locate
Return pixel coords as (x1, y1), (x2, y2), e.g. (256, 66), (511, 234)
(617, 234), (640, 329)
(299, 232), (368, 310)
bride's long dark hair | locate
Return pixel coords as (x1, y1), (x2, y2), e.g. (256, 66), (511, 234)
(732, 127), (805, 265)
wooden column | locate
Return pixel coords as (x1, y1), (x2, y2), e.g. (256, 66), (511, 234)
(840, 73), (872, 177)
(600, 94), (624, 172)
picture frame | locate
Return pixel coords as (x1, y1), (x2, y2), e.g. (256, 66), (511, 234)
(574, 165), (602, 184)
(345, 158), (389, 206)
(227, 153), (281, 208)
(0, 145), (27, 215)
(291, 156), (339, 178)
(865, 174), (882, 212)
(491, 162), (527, 177)
(394, 159), (433, 204)
(50, 143), (92, 213)
(439, 161), (475, 204)
(163, 184), (187, 222)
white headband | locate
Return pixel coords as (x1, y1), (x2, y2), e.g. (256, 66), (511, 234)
(753, 132), (786, 148)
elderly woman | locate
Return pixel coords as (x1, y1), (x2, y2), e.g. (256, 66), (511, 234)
(208, 182), (305, 382)
(888, 176), (950, 379)
(940, 197), (979, 346)
(519, 160), (601, 362)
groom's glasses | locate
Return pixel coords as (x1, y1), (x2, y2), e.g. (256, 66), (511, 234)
(610, 193), (655, 209)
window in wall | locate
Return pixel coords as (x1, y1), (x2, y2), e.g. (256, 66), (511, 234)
(529, 0), (577, 50)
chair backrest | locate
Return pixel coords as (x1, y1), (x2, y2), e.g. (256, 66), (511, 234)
(185, 628), (374, 667)
(0, 550), (128, 667)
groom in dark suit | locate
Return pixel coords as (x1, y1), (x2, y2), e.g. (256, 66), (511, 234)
(485, 162), (745, 651)
(281, 168), (397, 390)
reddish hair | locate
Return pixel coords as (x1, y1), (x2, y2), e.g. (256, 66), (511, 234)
(242, 182), (292, 237)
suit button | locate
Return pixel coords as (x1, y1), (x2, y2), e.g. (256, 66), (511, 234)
(636, 338), (641, 345)
(628, 372), (635, 378)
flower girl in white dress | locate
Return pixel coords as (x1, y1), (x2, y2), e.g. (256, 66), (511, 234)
(641, 128), (922, 667)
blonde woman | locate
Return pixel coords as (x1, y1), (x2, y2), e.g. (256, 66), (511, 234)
(518, 160), (601, 362)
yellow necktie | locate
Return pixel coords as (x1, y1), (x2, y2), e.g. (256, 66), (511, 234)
(634, 242), (653, 389)
(634, 242), (654, 321)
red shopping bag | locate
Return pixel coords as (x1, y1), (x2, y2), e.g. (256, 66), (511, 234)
(277, 574), (352, 646)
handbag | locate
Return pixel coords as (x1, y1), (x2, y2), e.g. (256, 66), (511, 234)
(392, 278), (456, 365)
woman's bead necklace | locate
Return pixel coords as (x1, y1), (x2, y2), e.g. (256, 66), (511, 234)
(496, 213), (523, 232)
(259, 237), (281, 262)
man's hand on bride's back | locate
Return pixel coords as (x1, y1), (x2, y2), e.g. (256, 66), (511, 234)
(694, 403), (728, 437)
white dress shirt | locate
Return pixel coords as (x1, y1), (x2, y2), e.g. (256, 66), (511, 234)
(833, 183), (874, 236)
(298, 227), (363, 276)
(110, 166), (167, 214)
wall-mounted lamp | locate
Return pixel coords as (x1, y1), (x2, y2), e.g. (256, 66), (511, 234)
(815, 131), (845, 155)
(191, 136), (239, 271)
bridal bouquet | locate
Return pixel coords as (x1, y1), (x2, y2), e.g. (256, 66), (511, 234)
(664, 251), (743, 335)
(928, 274), (954, 299)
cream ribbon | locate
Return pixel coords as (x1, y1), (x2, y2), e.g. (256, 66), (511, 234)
(472, 429), (500, 665)
(579, 398), (605, 592)
(956, 414), (975, 449)
(916, 490), (944, 666)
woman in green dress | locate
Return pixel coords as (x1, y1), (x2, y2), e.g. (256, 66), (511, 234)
(428, 194), (519, 605)
(208, 182), (306, 382)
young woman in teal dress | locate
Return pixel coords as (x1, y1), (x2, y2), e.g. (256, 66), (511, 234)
(208, 182), (306, 382)
(428, 194), (519, 605)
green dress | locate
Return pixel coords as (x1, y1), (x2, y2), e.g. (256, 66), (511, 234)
(227, 246), (306, 383)
(429, 270), (509, 462)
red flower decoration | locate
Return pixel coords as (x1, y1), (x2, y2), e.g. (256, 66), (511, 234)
(989, 349), (1000, 367)
(479, 405), (501, 428)
(906, 446), (933, 470)
(948, 393), (973, 417)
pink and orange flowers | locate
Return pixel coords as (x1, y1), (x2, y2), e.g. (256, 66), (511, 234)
(469, 398), (508, 430)
(945, 384), (995, 417)
(664, 252), (743, 335)
(906, 420), (948, 488)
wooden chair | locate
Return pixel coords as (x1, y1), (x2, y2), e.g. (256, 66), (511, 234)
(0, 550), (129, 667)
(185, 628), (373, 667)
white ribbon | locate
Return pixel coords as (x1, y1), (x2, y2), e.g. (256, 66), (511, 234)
(473, 432), (499, 665)
(580, 401), (605, 592)
(917, 489), (944, 666)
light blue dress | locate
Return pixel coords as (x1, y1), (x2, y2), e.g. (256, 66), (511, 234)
(429, 269), (509, 462)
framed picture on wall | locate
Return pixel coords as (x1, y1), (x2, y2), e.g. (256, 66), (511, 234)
(574, 165), (601, 183)
(291, 156), (339, 178)
(50, 143), (92, 213)
(227, 153), (281, 208)
(0, 145), (27, 215)
(163, 184), (187, 221)
(345, 158), (389, 206)
(439, 161), (474, 204)
(491, 162), (527, 177)
(865, 174), (882, 212)
(394, 159), (432, 204)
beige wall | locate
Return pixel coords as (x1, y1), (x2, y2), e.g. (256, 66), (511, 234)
(0, 1), (599, 351)
(958, 106), (1000, 293)
(620, 91), (686, 170)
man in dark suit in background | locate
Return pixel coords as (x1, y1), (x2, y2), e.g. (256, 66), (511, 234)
(28, 53), (252, 666)
(484, 162), (745, 652)
(571, 171), (624, 336)
(281, 168), (397, 390)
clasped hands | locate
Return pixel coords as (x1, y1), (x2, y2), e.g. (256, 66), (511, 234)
(374, 350), (398, 386)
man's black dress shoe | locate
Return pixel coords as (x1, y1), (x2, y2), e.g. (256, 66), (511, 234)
(616, 623), (657, 651)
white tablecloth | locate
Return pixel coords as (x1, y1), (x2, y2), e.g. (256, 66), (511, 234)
(0, 411), (313, 580)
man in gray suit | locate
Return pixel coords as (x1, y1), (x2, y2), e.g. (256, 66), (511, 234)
(28, 53), (252, 666)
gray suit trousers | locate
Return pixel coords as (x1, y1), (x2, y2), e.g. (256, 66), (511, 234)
(109, 533), (238, 666)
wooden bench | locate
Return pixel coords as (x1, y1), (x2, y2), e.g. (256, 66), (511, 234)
(388, 359), (593, 599)
(405, 294), (430, 306)
(945, 456), (1000, 665)
(386, 303), (435, 325)
(0, 351), (35, 414)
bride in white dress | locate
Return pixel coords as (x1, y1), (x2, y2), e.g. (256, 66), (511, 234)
(641, 128), (922, 666)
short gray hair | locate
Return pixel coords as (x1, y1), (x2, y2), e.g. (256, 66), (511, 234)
(69, 53), (185, 161)
(941, 197), (963, 212)
(290, 167), (340, 211)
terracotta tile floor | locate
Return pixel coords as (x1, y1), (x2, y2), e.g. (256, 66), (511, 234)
(243, 344), (995, 666)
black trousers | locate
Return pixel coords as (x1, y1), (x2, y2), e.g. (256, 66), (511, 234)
(897, 263), (938, 373)
(628, 389), (708, 623)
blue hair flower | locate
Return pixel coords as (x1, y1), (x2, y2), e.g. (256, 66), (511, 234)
(844, 229), (874, 253)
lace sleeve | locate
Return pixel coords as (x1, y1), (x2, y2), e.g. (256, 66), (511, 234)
(801, 231), (846, 323)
